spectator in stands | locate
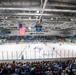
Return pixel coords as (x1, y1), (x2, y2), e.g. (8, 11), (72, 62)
(21, 55), (24, 60)
(11, 61), (16, 73)
(1, 66), (9, 75)
(30, 67), (36, 75)
(0, 59), (75, 75)
(62, 70), (67, 75)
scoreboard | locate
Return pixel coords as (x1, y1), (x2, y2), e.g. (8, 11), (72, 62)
(34, 25), (42, 32)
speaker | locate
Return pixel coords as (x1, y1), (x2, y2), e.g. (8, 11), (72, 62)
(1, 31), (11, 34)
(1, 31), (5, 35)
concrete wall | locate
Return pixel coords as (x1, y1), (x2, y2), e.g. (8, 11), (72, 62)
(7, 30), (75, 36)
(0, 58), (76, 63)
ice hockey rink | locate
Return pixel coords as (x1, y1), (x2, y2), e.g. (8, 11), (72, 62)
(0, 42), (76, 60)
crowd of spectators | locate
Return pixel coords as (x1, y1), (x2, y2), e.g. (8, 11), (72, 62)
(0, 36), (66, 44)
(0, 60), (76, 75)
(0, 36), (76, 44)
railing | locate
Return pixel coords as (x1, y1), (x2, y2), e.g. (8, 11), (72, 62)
(0, 42), (76, 60)
(0, 49), (76, 60)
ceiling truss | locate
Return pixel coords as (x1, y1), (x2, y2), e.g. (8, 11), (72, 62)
(0, 0), (76, 32)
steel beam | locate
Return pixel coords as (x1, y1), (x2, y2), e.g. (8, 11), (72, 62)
(0, 13), (54, 16)
(39, 0), (48, 23)
(0, 7), (76, 13)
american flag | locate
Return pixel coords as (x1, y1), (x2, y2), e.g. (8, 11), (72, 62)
(19, 24), (25, 36)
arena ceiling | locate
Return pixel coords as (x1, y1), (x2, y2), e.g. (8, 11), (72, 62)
(0, 0), (76, 32)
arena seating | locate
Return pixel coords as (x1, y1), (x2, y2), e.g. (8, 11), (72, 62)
(0, 60), (76, 75)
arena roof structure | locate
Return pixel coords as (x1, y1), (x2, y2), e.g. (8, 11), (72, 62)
(0, 0), (76, 36)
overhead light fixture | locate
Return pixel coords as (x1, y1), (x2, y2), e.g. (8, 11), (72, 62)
(70, 18), (73, 21)
(8, 24), (10, 26)
(5, 16), (8, 19)
(51, 18), (53, 20)
(28, 27), (31, 30)
(36, 16), (39, 19)
(29, 17), (31, 20)
(37, 11), (39, 13)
